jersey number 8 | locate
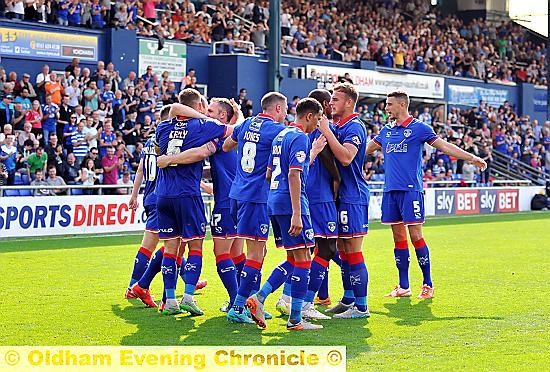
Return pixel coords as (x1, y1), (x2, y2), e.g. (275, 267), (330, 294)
(241, 141), (256, 173)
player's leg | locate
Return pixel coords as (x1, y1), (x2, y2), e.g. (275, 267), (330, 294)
(157, 197), (183, 315)
(381, 191), (412, 297)
(126, 204), (160, 297)
(246, 216), (294, 327)
(332, 203), (370, 318)
(384, 223), (412, 297)
(230, 238), (246, 285)
(408, 225), (434, 299)
(403, 191), (433, 299)
(228, 202), (268, 323)
(214, 237), (239, 309)
(301, 237), (334, 320)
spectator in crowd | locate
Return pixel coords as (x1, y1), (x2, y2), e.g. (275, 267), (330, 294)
(99, 118), (116, 156)
(31, 169), (55, 196)
(27, 145), (47, 180)
(0, 161), (7, 186)
(71, 120), (89, 167)
(80, 158), (98, 195)
(62, 152), (81, 184)
(116, 171), (132, 194)
(101, 145), (122, 194)
(46, 166), (67, 195)
(0, 94), (15, 131)
(41, 94), (59, 145)
(0, 133), (17, 185)
(17, 122), (37, 148)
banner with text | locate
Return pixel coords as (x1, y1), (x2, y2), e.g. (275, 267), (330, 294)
(433, 188), (520, 215)
(138, 39), (187, 81)
(0, 27), (98, 61)
(306, 65), (444, 99)
(447, 84), (509, 107)
(533, 89), (547, 112)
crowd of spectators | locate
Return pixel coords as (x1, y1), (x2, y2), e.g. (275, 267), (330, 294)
(0, 57), (177, 191)
(0, 57), (257, 193)
(1, 0), (546, 86)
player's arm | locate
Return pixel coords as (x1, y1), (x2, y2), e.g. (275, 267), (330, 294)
(318, 115), (357, 166)
(229, 98), (245, 125)
(222, 136), (237, 151)
(157, 141), (217, 168)
(366, 139), (382, 154)
(288, 168), (303, 237)
(129, 158), (144, 210)
(431, 138), (487, 170)
(200, 180), (213, 195)
(169, 103), (208, 119)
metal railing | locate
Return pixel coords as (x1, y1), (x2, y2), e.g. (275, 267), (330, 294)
(490, 150), (548, 186)
(211, 40), (256, 55)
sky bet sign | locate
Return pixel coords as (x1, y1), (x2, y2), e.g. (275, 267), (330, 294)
(435, 189), (519, 215)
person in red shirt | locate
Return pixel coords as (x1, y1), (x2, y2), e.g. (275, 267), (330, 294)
(101, 145), (123, 194)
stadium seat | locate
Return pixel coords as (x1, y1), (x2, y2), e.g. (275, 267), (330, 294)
(18, 189), (32, 196)
(21, 174), (30, 185)
(71, 188), (83, 195)
(14, 174), (23, 185)
(3, 189), (20, 197)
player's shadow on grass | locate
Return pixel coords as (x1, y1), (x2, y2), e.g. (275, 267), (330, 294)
(372, 298), (503, 326)
(112, 303), (199, 345)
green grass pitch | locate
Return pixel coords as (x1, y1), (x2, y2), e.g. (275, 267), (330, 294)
(1, 212), (549, 370)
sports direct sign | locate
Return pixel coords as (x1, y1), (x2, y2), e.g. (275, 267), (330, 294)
(0, 195), (145, 238)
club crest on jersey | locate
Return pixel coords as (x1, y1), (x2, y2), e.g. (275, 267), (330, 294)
(295, 151), (306, 163)
(305, 229), (314, 241)
(249, 119), (262, 132)
(386, 131), (391, 138)
(327, 222), (336, 232)
(260, 224), (269, 235)
(404, 129), (412, 138)
(351, 135), (361, 146)
(201, 223), (206, 232)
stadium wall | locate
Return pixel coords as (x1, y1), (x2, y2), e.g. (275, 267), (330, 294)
(0, 187), (543, 239)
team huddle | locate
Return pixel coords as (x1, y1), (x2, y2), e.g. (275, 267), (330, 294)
(124, 83), (487, 331)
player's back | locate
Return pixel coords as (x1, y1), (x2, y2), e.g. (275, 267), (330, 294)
(267, 127), (310, 216)
(374, 117), (437, 192)
(210, 139), (237, 208)
(141, 137), (158, 207)
(229, 114), (286, 203)
(156, 116), (227, 198)
(334, 114), (370, 204)
(306, 126), (336, 204)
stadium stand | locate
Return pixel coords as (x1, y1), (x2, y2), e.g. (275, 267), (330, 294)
(0, 0), (548, 195)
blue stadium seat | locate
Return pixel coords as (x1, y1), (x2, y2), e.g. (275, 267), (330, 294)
(4, 189), (20, 197)
(21, 174), (30, 185)
(71, 188), (83, 195)
(18, 189), (32, 196)
(14, 173), (23, 185)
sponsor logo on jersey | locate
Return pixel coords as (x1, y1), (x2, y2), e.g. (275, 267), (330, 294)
(295, 151), (306, 163)
(351, 135), (361, 146)
(386, 139), (408, 153)
(249, 118), (262, 132)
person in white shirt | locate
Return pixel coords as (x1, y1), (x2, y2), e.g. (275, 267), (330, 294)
(116, 171), (132, 195)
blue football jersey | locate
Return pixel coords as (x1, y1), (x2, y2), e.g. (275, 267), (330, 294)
(229, 114), (286, 203)
(373, 116), (438, 192)
(334, 113), (370, 205)
(267, 126), (310, 216)
(155, 116), (228, 198)
(210, 139), (237, 209)
(306, 126), (336, 204)
(140, 138), (158, 207)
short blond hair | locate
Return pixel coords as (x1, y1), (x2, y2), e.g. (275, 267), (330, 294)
(333, 82), (358, 104)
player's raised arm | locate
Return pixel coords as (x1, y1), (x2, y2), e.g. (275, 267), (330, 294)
(430, 138), (487, 171)
(169, 103), (208, 119)
(222, 122), (241, 152)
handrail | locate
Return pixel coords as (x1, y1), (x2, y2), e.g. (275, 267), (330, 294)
(211, 40), (256, 55)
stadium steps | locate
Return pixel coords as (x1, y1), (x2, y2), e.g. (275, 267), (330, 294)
(490, 150), (548, 186)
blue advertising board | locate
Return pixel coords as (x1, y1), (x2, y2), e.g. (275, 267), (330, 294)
(447, 84), (509, 107)
(0, 27), (98, 61)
